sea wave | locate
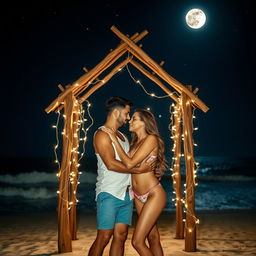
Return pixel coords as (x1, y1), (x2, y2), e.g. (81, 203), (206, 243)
(0, 171), (96, 185)
(162, 173), (256, 182)
(0, 187), (55, 199)
(197, 175), (256, 182)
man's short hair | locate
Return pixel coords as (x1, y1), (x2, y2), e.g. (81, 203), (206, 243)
(105, 96), (133, 115)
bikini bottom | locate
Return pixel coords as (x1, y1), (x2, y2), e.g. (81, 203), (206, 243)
(132, 183), (161, 204)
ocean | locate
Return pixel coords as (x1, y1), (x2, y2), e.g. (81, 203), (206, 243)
(0, 156), (256, 213)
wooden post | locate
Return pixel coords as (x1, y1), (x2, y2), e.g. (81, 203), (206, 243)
(57, 92), (75, 252)
(182, 86), (197, 252)
(69, 101), (80, 240)
(172, 102), (184, 239)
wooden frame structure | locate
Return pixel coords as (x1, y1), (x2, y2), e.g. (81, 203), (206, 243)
(45, 26), (209, 253)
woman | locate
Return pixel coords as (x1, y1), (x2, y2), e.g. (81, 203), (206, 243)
(102, 109), (167, 256)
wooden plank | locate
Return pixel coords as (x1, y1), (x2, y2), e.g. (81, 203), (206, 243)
(78, 57), (132, 103)
(58, 84), (64, 91)
(110, 26), (209, 113)
(45, 31), (148, 114)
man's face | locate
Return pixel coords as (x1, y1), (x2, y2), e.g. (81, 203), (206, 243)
(117, 105), (131, 127)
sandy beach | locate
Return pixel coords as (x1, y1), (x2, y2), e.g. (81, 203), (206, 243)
(0, 210), (256, 256)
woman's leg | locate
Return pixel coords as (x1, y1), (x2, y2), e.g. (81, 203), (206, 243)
(132, 186), (166, 256)
(147, 225), (164, 256)
(135, 199), (164, 256)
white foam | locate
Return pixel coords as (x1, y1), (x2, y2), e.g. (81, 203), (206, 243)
(0, 171), (96, 184)
(0, 187), (55, 199)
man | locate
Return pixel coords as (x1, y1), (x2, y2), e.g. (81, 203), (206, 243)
(88, 96), (153, 256)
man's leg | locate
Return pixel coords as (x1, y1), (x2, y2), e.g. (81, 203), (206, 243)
(109, 223), (129, 256)
(109, 192), (133, 256)
(88, 229), (113, 256)
(88, 192), (117, 256)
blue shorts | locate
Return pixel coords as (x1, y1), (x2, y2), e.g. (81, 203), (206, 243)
(96, 192), (133, 230)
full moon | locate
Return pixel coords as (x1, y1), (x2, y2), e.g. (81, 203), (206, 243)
(185, 8), (206, 29)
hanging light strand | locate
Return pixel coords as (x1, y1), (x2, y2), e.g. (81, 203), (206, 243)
(125, 52), (179, 99)
(52, 99), (94, 210)
(52, 110), (61, 172)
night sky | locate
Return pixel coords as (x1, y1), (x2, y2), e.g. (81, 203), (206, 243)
(1, 0), (255, 160)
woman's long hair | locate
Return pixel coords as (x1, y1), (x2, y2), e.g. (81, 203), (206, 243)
(130, 109), (168, 177)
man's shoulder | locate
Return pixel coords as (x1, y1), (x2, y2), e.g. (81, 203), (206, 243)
(94, 128), (108, 139)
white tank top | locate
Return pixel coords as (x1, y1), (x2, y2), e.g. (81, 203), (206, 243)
(95, 126), (132, 201)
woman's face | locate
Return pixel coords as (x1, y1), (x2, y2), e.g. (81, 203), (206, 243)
(129, 112), (145, 132)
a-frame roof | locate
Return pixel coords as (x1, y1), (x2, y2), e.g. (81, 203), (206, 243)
(45, 26), (209, 114)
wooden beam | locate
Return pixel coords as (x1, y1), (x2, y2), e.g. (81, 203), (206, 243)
(72, 45), (132, 99)
(110, 26), (209, 113)
(193, 88), (199, 94)
(78, 57), (132, 104)
(130, 59), (178, 103)
(57, 92), (74, 253)
(182, 86), (197, 252)
(83, 67), (100, 82)
(56, 33), (149, 113)
(45, 30), (148, 114)
(72, 33), (147, 99)
(58, 84), (65, 91)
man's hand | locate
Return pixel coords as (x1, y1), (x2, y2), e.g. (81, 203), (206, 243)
(137, 158), (156, 174)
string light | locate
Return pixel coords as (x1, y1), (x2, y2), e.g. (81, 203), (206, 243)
(125, 51), (179, 100)
(51, 51), (200, 225)
(52, 99), (94, 210)
(169, 100), (201, 234)
(114, 55), (201, 233)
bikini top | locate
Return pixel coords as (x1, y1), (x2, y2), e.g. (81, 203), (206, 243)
(128, 149), (157, 162)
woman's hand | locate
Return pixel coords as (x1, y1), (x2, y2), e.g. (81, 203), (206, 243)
(100, 127), (118, 144)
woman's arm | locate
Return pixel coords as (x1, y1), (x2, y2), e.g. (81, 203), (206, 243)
(94, 130), (153, 173)
(101, 127), (157, 169)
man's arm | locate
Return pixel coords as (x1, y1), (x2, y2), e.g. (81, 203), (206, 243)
(101, 127), (157, 169)
(94, 130), (152, 174)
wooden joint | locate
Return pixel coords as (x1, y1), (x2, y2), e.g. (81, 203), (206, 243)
(83, 67), (89, 73)
(58, 84), (64, 92)
(152, 61), (164, 75)
(83, 67), (100, 82)
(193, 88), (199, 94)
(160, 61), (165, 66)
